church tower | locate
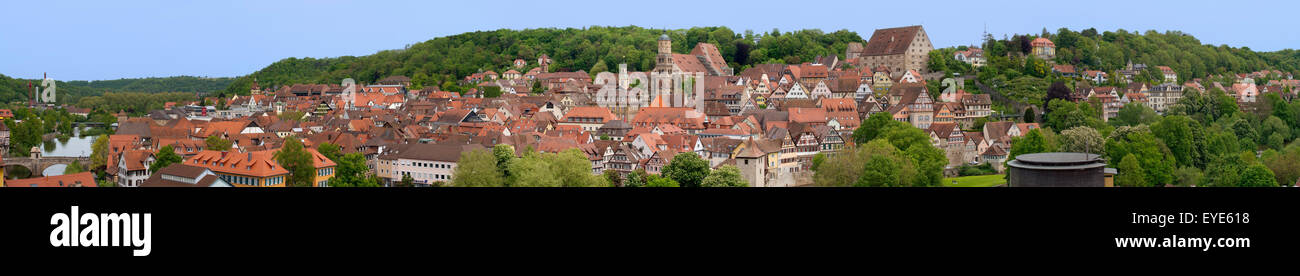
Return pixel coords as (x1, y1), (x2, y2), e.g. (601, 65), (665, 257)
(650, 34), (677, 107)
(654, 34), (674, 73)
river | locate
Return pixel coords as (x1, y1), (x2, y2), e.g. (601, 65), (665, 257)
(36, 128), (96, 176)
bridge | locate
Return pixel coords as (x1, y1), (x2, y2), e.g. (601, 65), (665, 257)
(72, 122), (110, 128)
(4, 156), (92, 177)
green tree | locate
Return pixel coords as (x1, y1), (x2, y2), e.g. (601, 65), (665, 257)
(1116, 154), (1149, 187)
(274, 137), (315, 187)
(1201, 153), (1245, 187)
(1106, 125), (1176, 186)
(1260, 116), (1290, 144)
(645, 175), (680, 187)
(1238, 164), (1279, 187)
(1058, 126), (1104, 154)
(880, 122), (934, 151)
(1151, 115), (1206, 168)
(625, 169), (648, 187)
(399, 174), (415, 187)
(64, 160), (85, 175)
(814, 139), (918, 187)
(452, 149), (505, 187)
(701, 165), (747, 187)
(1172, 167), (1203, 187)
(205, 135), (234, 151)
(493, 144), (516, 178)
(90, 134), (109, 170)
(603, 169), (623, 187)
(927, 50), (950, 73)
(810, 153), (826, 172)
(1267, 133), (1286, 150)
(277, 110), (306, 122)
(1112, 102), (1159, 127)
(904, 143), (947, 187)
(330, 153), (377, 187)
(1262, 144), (1300, 186)
(852, 112), (894, 144)
(1023, 56), (1049, 78)
(149, 145), (183, 173)
(481, 86), (503, 98)
(856, 155), (900, 187)
(1009, 129), (1054, 161)
(505, 149), (606, 187)
(531, 80), (544, 94)
(317, 142), (341, 161)
(552, 149), (608, 187)
(1225, 116), (1259, 151)
(661, 152), (710, 188)
(1205, 131), (1241, 160)
(590, 59), (609, 78)
(1045, 99), (1106, 132)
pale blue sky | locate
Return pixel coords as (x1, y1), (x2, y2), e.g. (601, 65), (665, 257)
(2, 0), (1295, 80)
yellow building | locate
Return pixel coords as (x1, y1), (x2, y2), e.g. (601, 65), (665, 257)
(1031, 38), (1056, 60)
(184, 149), (335, 187)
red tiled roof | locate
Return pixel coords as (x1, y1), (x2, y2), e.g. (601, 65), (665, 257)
(561, 106), (619, 122)
(7, 172), (97, 187)
(787, 108), (828, 124)
(1031, 37), (1055, 47)
(862, 26), (924, 56)
(631, 107), (707, 130)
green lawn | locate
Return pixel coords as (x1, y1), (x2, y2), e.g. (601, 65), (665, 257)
(942, 174), (1007, 187)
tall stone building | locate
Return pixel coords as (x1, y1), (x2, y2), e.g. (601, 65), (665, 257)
(598, 33), (735, 119)
(653, 34), (733, 76)
(600, 34), (731, 116)
(853, 25), (933, 75)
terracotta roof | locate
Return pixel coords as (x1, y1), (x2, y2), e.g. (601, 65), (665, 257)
(820, 98), (858, 113)
(1052, 64), (1076, 74)
(929, 122), (959, 138)
(787, 108), (828, 124)
(671, 53), (711, 74)
(631, 107), (707, 130)
(734, 137), (768, 158)
(1031, 37), (1055, 47)
(7, 172), (97, 187)
(961, 94), (992, 105)
(798, 64), (829, 79)
(862, 26), (924, 56)
(120, 150), (155, 171)
(1016, 123), (1040, 134)
(984, 121), (1015, 140)
(561, 106), (619, 122)
(183, 148), (334, 178)
(689, 42), (731, 76)
(982, 144), (1007, 156)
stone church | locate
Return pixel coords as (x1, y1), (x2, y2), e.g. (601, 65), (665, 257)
(596, 34), (732, 119)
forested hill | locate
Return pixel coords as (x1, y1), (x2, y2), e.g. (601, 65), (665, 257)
(221, 26), (866, 96)
(977, 28), (1299, 81)
(0, 74), (233, 105)
(64, 76), (234, 93)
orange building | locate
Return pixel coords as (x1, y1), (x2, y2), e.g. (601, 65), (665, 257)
(184, 148), (335, 187)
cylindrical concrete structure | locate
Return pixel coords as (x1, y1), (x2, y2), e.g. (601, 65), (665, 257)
(1007, 152), (1106, 187)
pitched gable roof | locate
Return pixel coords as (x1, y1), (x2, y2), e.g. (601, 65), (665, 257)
(862, 26), (924, 56)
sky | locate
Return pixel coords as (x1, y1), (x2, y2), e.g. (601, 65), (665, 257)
(2, 0), (1296, 81)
